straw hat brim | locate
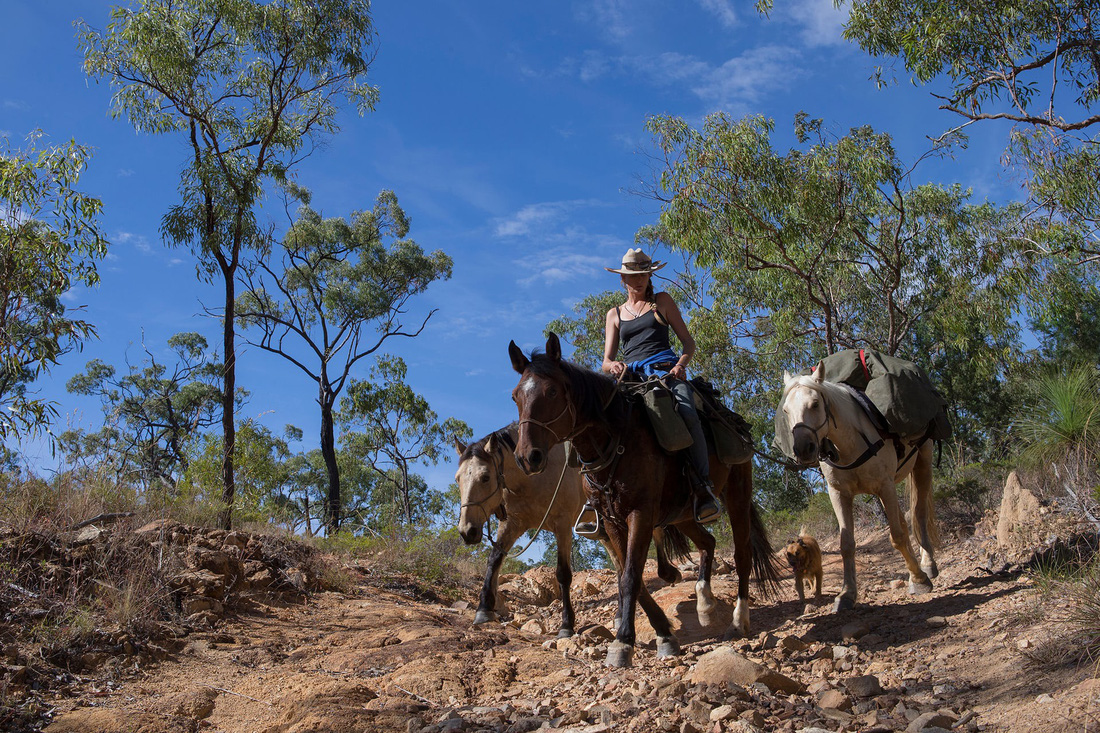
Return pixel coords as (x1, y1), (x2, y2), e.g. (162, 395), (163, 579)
(605, 261), (666, 275)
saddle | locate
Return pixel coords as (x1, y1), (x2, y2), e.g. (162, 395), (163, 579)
(621, 373), (753, 464)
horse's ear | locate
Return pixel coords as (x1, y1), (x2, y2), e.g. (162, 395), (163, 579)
(484, 434), (496, 454)
(812, 362), (826, 383)
(782, 370), (794, 385)
(546, 332), (562, 362)
(453, 435), (467, 456)
(509, 340), (529, 374)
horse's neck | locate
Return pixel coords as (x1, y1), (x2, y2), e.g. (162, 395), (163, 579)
(821, 383), (879, 452)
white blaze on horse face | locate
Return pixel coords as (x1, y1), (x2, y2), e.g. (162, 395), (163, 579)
(456, 456), (496, 534)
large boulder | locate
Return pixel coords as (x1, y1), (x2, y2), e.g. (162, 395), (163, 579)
(689, 647), (802, 694)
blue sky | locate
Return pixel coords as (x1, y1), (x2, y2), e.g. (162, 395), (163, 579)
(3, 1), (1023, 494)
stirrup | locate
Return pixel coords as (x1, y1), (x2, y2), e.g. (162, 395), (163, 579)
(694, 484), (722, 525)
(574, 504), (604, 540)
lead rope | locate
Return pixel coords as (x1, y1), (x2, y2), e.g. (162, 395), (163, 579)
(508, 454), (570, 559)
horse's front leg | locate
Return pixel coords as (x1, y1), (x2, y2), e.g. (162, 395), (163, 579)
(606, 512), (663, 668)
(677, 521), (717, 627)
(553, 525), (576, 638)
(827, 485), (858, 612)
(878, 481), (932, 595)
(474, 521), (524, 625)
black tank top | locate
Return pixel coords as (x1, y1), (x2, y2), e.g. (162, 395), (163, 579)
(618, 308), (672, 363)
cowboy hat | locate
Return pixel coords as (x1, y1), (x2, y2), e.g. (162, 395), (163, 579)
(605, 247), (666, 275)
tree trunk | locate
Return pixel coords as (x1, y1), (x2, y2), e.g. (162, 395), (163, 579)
(218, 269), (237, 530)
(320, 383), (341, 536)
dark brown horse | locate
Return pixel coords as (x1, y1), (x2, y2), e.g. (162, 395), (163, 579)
(508, 333), (780, 667)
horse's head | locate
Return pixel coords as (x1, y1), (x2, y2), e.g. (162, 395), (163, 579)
(508, 333), (574, 476)
(453, 433), (507, 544)
(780, 366), (830, 466)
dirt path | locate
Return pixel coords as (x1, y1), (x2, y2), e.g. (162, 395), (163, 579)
(42, 529), (1099, 733)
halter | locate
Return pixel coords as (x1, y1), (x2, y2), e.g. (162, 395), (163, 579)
(458, 445), (509, 523)
(518, 392), (580, 444)
(789, 382), (885, 471)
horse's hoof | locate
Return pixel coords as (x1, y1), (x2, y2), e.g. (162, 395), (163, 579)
(921, 562), (939, 580)
(557, 627), (574, 639)
(656, 635), (681, 658)
(721, 625), (745, 641)
(659, 567), (683, 584)
(473, 610), (496, 625)
(604, 641), (634, 668)
(908, 581), (933, 595)
(833, 596), (855, 613)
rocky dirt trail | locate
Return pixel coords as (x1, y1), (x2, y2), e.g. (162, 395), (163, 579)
(36, 515), (1100, 733)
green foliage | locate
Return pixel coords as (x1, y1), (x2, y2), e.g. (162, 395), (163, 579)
(641, 112), (1028, 469)
(843, 0), (1100, 131)
(0, 132), (107, 439)
(62, 332), (224, 489)
(236, 190), (454, 533)
(1016, 364), (1100, 469)
(546, 290), (622, 368)
(340, 356), (472, 531)
(1026, 261), (1100, 361)
(535, 534), (610, 571)
(80, 0), (380, 527)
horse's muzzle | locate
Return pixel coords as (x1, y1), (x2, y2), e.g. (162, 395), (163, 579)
(791, 426), (819, 465)
(515, 447), (546, 476)
(459, 522), (483, 545)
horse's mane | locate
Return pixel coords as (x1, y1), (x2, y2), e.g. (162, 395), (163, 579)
(783, 374), (869, 427)
(461, 423), (517, 464)
(526, 351), (627, 427)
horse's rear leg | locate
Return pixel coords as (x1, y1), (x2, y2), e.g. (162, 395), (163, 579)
(652, 527), (683, 584)
(827, 486), (859, 612)
(910, 448), (938, 580)
(475, 522), (524, 625)
(553, 526), (576, 638)
(878, 481), (932, 595)
(637, 583), (681, 658)
(677, 520), (717, 627)
(723, 463), (753, 637)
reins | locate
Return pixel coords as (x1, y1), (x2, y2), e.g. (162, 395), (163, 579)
(508, 454), (570, 559)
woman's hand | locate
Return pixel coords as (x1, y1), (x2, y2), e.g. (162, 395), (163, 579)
(608, 361), (627, 377)
(668, 364), (686, 380)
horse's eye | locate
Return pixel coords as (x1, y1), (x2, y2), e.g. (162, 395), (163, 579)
(547, 385), (558, 397)
(480, 474), (489, 483)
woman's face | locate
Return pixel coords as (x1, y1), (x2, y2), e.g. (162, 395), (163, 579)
(621, 272), (650, 294)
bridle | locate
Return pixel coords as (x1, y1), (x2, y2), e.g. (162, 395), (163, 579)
(788, 382), (885, 471)
(458, 447), (508, 523)
(517, 385), (580, 445)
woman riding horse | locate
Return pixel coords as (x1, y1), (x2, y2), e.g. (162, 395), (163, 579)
(574, 248), (720, 536)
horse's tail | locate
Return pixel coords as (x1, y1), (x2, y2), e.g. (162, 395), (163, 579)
(907, 470), (940, 549)
(659, 524), (693, 563)
(749, 500), (784, 597)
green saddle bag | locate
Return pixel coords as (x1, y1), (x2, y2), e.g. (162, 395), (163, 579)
(642, 383), (694, 452)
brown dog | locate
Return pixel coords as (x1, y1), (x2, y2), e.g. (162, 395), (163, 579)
(785, 527), (823, 603)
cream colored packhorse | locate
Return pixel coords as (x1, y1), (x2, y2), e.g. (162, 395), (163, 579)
(777, 369), (939, 612)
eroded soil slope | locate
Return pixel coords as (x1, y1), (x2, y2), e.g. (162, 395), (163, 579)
(38, 529), (1100, 733)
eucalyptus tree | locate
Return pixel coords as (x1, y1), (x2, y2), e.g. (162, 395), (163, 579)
(832, 0), (1100, 265)
(340, 356), (471, 532)
(80, 0), (378, 527)
(641, 113), (1026, 457)
(235, 191), (453, 533)
(0, 133), (106, 439)
(62, 332), (224, 489)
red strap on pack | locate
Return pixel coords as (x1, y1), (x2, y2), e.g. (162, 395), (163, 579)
(858, 349), (871, 382)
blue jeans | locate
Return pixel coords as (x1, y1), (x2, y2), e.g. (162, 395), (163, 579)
(668, 379), (709, 481)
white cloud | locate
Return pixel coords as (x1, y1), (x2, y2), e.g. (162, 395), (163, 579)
(777, 0), (848, 48)
(115, 231), (152, 253)
(696, 0), (738, 29)
(3, 100), (29, 111)
(117, 168), (135, 177)
(575, 0), (634, 42)
(692, 46), (799, 108)
(493, 200), (601, 238)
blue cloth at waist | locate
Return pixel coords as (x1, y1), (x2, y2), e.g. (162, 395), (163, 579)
(628, 348), (680, 376)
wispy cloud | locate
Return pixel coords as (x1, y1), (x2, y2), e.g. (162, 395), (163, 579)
(696, 0), (738, 28)
(572, 46), (799, 112)
(3, 100), (29, 111)
(117, 168), (135, 177)
(774, 0), (848, 47)
(115, 231), (152, 254)
(574, 0), (635, 42)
